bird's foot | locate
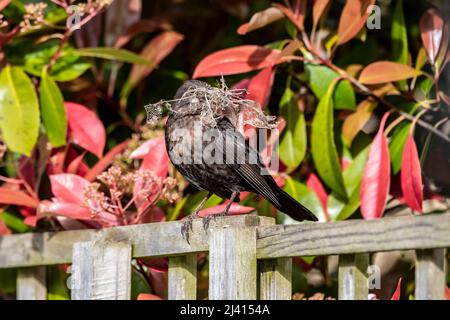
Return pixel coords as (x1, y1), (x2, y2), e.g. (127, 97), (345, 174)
(181, 214), (198, 244)
(202, 211), (229, 231)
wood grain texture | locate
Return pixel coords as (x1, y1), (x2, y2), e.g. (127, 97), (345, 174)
(338, 253), (369, 300)
(70, 241), (132, 300)
(209, 227), (257, 300)
(0, 215), (271, 268)
(415, 248), (446, 300)
(257, 214), (450, 259)
(168, 254), (197, 300)
(258, 258), (292, 300)
(16, 266), (47, 300)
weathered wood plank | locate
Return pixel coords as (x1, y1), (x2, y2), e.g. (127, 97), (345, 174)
(257, 214), (450, 259)
(259, 258), (292, 300)
(70, 241), (132, 300)
(209, 227), (257, 300)
(16, 266), (47, 300)
(338, 254), (369, 300)
(0, 215), (270, 268)
(415, 248), (446, 300)
(168, 254), (197, 300)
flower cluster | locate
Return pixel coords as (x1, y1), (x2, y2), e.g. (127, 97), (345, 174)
(82, 166), (179, 226)
(0, 14), (8, 29)
(19, 3), (47, 32)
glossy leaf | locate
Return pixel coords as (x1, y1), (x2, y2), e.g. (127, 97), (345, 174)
(40, 69), (67, 147)
(0, 187), (38, 207)
(305, 63), (356, 110)
(360, 113), (391, 219)
(420, 9), (446, 65)
(121, 31), (183, 102)
(76, 47), (149, 65)
(359, 61), (420, 84)
(342, 98), (377, 145)
(311, 80), (347, 200)
(313, 0), (330, 30)
(65, 102), (106, 158)
(391, 0), (408, 65)
(237, 7), (284, 35)
(49, 173), (90, 205)
(337, 0), (375, 45)
(0, 65), (40, 156)
(130, 136), (169, 178)
(389, 121), (411, 174)
(193, 45), (281, 78)
(40, 200), (91, 220)
(246, 67), (275, 108)
(279, 88), (307, 170)
(283, 178), (325, 222)
(401, 133), (423, 212)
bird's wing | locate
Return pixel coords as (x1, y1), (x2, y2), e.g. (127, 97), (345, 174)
(216, 117), (282, 208)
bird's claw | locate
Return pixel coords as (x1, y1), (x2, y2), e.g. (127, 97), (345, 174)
(181, 214), (196, 244)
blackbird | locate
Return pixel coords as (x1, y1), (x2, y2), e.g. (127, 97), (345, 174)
(164, 80), (317, 240)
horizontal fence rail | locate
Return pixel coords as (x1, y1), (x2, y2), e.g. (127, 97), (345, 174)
(0, 213), (449, 300)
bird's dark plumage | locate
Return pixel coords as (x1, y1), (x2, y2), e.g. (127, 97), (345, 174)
(165, 80), (318, 223)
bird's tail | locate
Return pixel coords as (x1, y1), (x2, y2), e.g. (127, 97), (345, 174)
(270, 186), (318, 222)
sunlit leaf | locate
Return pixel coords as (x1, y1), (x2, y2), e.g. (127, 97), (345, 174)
(246, 67), (275, 108)
(359, 61), (420, 84)
(76, 47), (149, 64)
(312, 0), (331, 30)
(311, 80), (347, 200)
(401, 133), (423, 212)
(337, 0), (375, 45)
(0, 187), (37, 207)
(389, 121), (411, 174)
(284, 178), (326, 222)
(40, 69), (67, 147)
(237, 7), (284, 35)
(0, 65), (39, 156)
(342, 98), (377, 145)
(273, 2), (307, 31)
(420, 8), (446, 65)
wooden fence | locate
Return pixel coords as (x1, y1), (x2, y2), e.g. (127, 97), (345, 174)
(0, 213), (449, 300)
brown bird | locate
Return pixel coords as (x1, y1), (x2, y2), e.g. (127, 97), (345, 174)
(165, 80), (317, 240)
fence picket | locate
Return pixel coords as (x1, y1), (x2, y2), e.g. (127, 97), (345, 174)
(16, 266), (47, 300)
(70, 241), (132, 300)
(209, 227), (257, 300)
(259, 258), (292, 300)
(168, 254), (197, 300)
(415, 248), (446, 300)
(338, 253), (369, 300)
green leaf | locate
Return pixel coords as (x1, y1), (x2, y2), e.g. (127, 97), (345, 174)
(47, 265), (70, 300)
(0, 268), (17, 294)
(311, 80), (347, 200)
(40, 69), (67, 147)
(76, 47), (149, 65)
(327, 146), (369, 220)
(22, 40), (91, 82)
(389, 121), (411, 174)
(0, 210), (30, 233)
(391, 0), (408, 89)
(131, 265), (152, 300)
(305, 64), (356, 110)
(0, 65), (39, 156)
(282, 178), (325, 222)
(279, 87), (307, 170)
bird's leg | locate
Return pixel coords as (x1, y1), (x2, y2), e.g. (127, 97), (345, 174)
(181, 191), (212, 243)
(203, 191), (239, 231)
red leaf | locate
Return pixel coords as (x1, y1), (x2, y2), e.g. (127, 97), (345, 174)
(273, 2), (307, 31)
(114, 19), (171, 48)
(420, 9), (446, 65)
(0, 187), (38, 207)
(39, 200), (92, 220)
(445, 286), (450, 300)
(85, 140), (129, 181)
(390, 278), (402, 300)
(337, 0), (375, 45)
(0, 219), (11, 235)
(359, 61), (420, 85)
(193, 45), (281, 78)
(232, 77), (251, 91)
(67, 152), (88, 175)
(237, 7), (284, 35)
(313, 0), (331, 29)
(400, 133), (423, 212)
(137, 293), (163, 300)
(306, 173), (328, 218)
(50, 174), (90, 205)
(24, 216), (38, 227)
(131, 137), (169, 178)
(246, 67), (275, 109)
(0, 0), (11, 11)
(360, 113), (391, 219)
(65, 102), (106, 158)
(198, 203), (255, 217)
